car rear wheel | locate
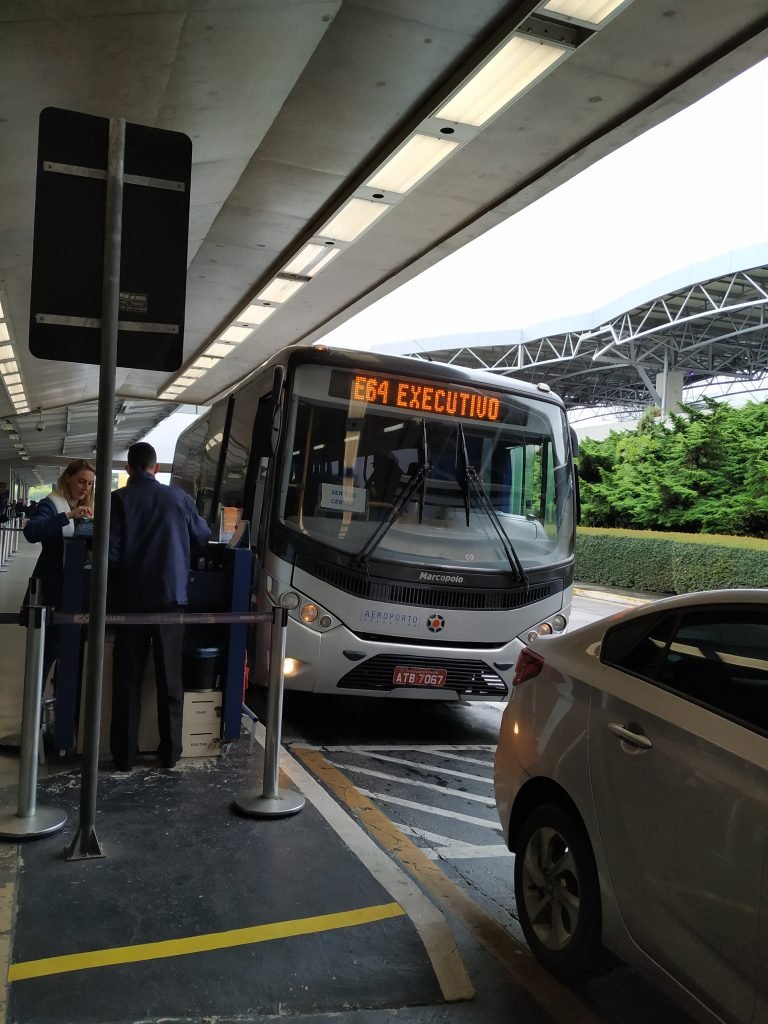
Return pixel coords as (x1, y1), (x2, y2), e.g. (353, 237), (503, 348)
(514, 802), (605, 979)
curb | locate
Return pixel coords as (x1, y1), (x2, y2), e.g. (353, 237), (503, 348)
(573, 587), (653, 606)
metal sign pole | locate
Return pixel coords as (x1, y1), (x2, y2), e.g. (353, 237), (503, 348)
(66, 116), (124, 861)
(0, 579), (67, 838)
(233, 606), (304, 818)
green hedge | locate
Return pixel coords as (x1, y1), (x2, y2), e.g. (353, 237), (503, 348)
(575, 527), (768, 593)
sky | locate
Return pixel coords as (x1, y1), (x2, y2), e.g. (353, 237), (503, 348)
(321, 55), (768, 352)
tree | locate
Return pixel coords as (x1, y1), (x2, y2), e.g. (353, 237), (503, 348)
(577, 398), (768, 538)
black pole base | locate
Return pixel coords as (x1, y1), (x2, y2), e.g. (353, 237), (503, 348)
(65, 825), (104, 861)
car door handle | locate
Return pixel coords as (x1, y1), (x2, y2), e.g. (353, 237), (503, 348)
(607, 722), (653, 749)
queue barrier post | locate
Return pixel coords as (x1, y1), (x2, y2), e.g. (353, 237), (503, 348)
(233, 606), (305, 819)
(13, 520), (21, 553)
(0, 524), (9, 571)
(0, 579), (67, 839)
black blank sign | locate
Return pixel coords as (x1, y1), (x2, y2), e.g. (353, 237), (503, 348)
(29, 107), (191, 372)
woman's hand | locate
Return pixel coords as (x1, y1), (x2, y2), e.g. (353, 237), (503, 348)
(67, 505), (94, 520)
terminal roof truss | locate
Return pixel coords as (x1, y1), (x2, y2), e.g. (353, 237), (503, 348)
(409, 264), (768, 413)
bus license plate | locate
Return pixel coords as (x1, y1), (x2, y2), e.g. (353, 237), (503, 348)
(392, 666), (446, 688)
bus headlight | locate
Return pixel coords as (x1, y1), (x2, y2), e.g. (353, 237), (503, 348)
(552, 614), (567, 632)
(300, 603), (319, 623)
(527, 621), (553, 643)
(319, 615), (332, 628)
(279, 591), (300, 610)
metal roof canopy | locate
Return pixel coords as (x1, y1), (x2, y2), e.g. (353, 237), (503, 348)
(1, 0), (768, 480)
(406, 261), (768, 414)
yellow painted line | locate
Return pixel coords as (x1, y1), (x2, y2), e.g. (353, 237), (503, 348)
(295, 748), (601, 1024)
(9, 902), (405, 982)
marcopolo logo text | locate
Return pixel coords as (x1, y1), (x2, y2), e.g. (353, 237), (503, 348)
(418, 571), (464, 584)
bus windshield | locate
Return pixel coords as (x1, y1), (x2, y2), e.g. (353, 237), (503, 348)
(277, 363), (574, 572)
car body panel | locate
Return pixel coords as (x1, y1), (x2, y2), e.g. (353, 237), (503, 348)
(494, 588), (768, 1024)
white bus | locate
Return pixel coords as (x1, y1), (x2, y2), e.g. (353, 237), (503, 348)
(172, 346), (578, 702)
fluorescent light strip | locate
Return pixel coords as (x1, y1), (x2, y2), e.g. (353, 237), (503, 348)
(184, 367), (205, 378)
(257, 277), (305, 304)
(436, 35), (568, 126)
(320, 198), (388, 242)
(282, 244), (341, 278)
(193, 356), (218, 370)
(238, 304), (276, 325)
(7, 385), (23, 395)
(0, 324), (9, 343)
(0, 362), (17, 375)
(539, 0), (628, 25)
(219, 326), (252, 344)
(0, 345), (13, 361)
(175, 377), (196, 387)
(4, 374), (20, 386)
(367, 133), (458, 194)
(205, 343), (234, 359)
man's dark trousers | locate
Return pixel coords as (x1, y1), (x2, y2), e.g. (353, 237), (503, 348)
(110, 608), (184, 769)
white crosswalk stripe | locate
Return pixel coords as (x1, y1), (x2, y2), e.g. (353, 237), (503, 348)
(354, 752), (492, 784)
(358, 788), (502, 831)
(398, 824), (511, 860)
(329, 761), (495, 805)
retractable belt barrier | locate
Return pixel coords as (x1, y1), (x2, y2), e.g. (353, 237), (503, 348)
(0, 519), (24, 573)
(0, 586), (304, 849)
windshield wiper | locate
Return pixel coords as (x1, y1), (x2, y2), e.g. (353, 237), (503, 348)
(354, 422), (431, 567)
(456, 423), (528, 585)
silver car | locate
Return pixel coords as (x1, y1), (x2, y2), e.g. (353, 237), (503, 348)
(494, 589), (768, 1024)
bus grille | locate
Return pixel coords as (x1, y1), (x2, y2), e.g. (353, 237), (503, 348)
(337, 654), (508, 697)
(311, 562), (552, 610)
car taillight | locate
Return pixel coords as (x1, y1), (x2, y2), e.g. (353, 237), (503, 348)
(513, 648), (544, 686)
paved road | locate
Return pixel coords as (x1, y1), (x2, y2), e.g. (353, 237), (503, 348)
(275, 592), (692, 1023)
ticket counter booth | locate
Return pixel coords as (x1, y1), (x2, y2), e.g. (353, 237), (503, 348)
(52, 538), (252, 757)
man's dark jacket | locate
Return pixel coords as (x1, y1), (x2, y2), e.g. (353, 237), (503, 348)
(108, 471), (211, 611)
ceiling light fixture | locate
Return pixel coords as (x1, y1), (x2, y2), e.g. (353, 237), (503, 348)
(0, 324), (9, 344)
(0, 346), (13, 362)
(218, 326), (252, 344)
(192, 356), (218, 371)
(436, 34), (569, 126)
(282, 244), (341, 277)
(204, 343), (235, 359)
(256, 276), (306, 304)
(0, 361), (18, 375)
(319, 198), (389, 243)
(366, 133), (459, 194)
(538, 0), (631, 26)
(238, 304), (276, 325)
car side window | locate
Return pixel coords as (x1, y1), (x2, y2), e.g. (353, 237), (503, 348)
(656, 608), (768, 731)
(601, 612), (675, 679)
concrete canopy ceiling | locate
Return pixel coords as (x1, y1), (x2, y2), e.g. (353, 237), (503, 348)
(1, 0), (768, 480)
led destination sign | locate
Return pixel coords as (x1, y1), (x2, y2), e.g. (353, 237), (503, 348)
(330, 370), (503, 423)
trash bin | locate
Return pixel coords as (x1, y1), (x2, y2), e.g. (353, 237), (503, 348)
(182, 646), (222, 691)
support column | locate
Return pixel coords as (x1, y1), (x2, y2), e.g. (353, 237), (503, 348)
(656, 370), (685, 417)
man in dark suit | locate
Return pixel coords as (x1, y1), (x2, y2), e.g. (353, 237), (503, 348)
(108, 442), (211, 770)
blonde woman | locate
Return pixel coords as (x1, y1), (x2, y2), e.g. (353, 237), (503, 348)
(23, 459), (95, 683)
